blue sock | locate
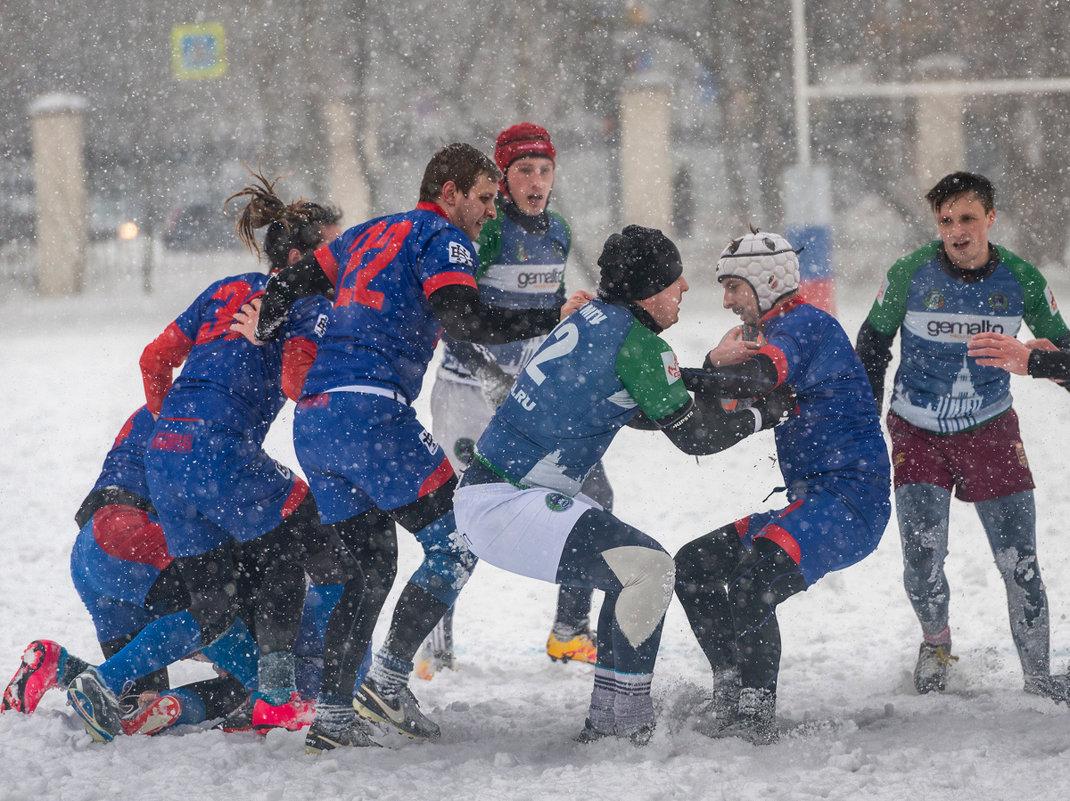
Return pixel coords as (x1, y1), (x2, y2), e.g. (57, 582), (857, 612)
(97, 612), (202, 695)
(200, 618), (258, 689)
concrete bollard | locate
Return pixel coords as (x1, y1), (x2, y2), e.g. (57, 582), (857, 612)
(29, 92), (88, 296)
(619, 78), (673, 234)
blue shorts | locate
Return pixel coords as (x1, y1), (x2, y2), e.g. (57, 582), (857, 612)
(294, 392), (454, 525)
(146, 418), (307, 557)
(70, 513), (177, 643)
(70, 508), (168, 607)
(735, 477), (890, 585)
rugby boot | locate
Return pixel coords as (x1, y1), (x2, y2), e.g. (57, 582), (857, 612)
(304, 715), (379, 754)
(353, 677), (440, 741)
(120, 693), (183, 736)
(252, 692), (316, 732)
(574, 717), (613, 744)
(546, 629), (597, 665)
(1024, 672), (1070, 704)
(67, 668), (123, 743)
(2, 640), (82, 714)
(712, 687), (778, 745)
(914, 642), (958, 694)
(574, 717), (654, 746)
(415, 647), (456, 681)
(694, 666), (743, 736)
(415, 614), (456, 681)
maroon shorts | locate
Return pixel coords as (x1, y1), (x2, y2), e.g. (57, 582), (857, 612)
(887, 409), (1034, 502)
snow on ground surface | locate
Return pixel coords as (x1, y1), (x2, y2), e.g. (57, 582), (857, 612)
(3, 252), (1070, 801)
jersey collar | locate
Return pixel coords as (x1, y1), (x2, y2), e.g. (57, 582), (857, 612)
(416, 201), (449, 220)
(936, 242), (999, 283)
(760, 294), (807, 326)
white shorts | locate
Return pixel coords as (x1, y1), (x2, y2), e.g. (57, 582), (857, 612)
(454, 482), (593, 583)
(430, 375), (493, 473)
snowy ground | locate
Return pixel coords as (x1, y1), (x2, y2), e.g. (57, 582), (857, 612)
(3, 251), (1070, 801)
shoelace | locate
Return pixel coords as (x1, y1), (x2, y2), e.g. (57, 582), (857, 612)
(934, 646), (960, 668)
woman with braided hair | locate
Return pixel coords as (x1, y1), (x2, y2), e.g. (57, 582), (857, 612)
(66, 170), (354, 744)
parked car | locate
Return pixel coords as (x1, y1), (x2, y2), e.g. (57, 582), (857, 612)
(0, 193), (33, 245)
(162, 201), (242, 251)
(0, 160), (34, 245)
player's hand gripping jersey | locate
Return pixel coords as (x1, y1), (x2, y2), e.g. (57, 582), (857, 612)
(474, 300), (701, 495)
(862, 243), (1070, 433)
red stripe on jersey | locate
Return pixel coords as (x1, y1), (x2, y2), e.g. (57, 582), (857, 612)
(755, 525), (801, 565)
(756, 344), (789, 385)
(93, 504), (174, 571)
(281, 479), (309, 519)
(423, 271), (477, 298)
(282, 337), (318, 402)
(113, 408), (141, 448)
(733, 517), (750, 538)
(140, 322), (194, 414)
(418, 456), (455, 498)
(315, 245), (340, 287)
(779, 499), (804, 518)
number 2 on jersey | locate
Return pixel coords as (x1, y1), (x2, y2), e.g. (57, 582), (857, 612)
(336, 220), (413, 310)
(524, 323), (579, 385)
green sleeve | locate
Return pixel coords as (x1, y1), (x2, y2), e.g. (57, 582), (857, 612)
(474, 214), (502, 281)
(550, 210), (572, 257)
(615, 319), (692, 420)
(865, 242), (937, 336)
(999, 247), (1070, 341)
(549, 210), (571, 292)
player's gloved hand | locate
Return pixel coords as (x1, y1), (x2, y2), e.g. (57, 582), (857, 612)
(754, 383), (797, 429)
(474, 362), (514, 409)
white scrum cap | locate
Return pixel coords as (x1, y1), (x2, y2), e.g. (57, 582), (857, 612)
(715, 230), (800, 313)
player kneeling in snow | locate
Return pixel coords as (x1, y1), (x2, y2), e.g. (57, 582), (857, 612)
(453, 225), (796, 744)
(675, 229), (891, 744)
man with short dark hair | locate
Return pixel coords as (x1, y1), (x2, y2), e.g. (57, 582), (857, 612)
(253, 142), (592, 752)
(856, 171), (1070, 701)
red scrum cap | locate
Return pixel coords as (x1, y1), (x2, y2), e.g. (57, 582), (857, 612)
(494, 123), (556, 174)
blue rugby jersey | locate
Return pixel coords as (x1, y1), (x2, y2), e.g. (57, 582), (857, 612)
(473, 300), (691, 496)
(301, 203), (480, 402)
(755, 298), (889, 485)
(152, 272), (330, 442)
(865, 243), (1068, 433)
(440, 203), (569, 378)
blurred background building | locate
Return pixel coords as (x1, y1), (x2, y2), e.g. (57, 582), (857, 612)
(1, 0), (1069, 296)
